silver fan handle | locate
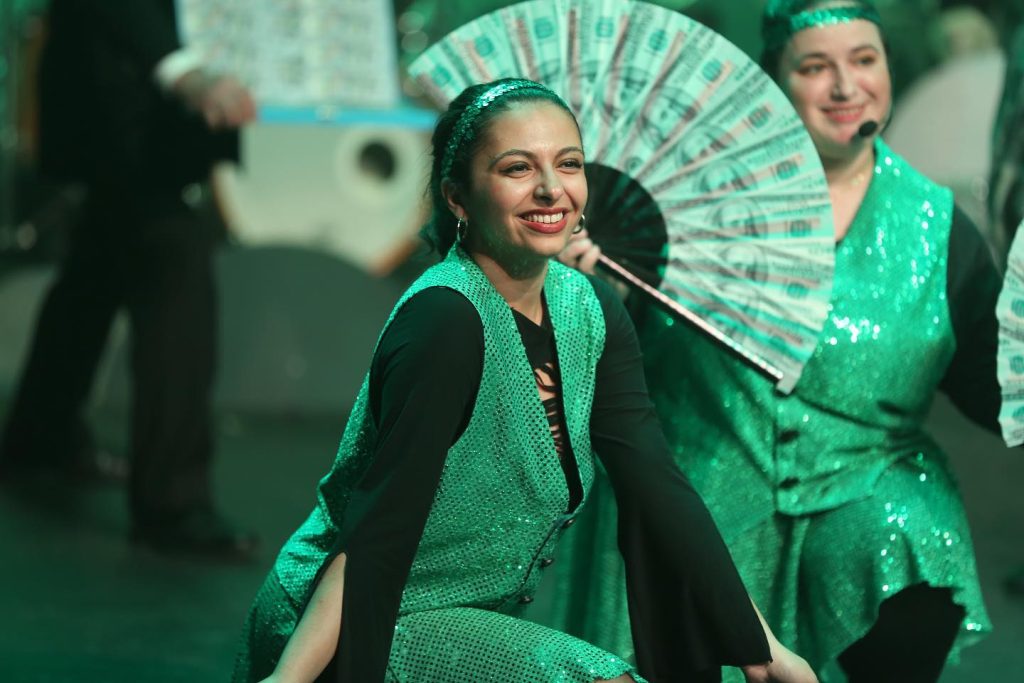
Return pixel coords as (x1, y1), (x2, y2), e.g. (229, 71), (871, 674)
(597, 253), (787, 387)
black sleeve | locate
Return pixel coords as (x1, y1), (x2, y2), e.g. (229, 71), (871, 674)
(585, 276), (771, 680)
(75, 0), (182, 71)
(938, 206), (1002, 434)
(327, 288), (483, 682)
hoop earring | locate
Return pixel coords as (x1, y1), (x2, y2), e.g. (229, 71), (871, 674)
(456, 217), (467, 242)
(572, 213), (586, 235)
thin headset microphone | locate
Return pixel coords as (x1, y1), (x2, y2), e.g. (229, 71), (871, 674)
(856, 120), (879, 138)
(854, 101), (894, 141)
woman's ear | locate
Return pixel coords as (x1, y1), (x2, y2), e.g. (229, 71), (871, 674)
(441, 178), (466, 222)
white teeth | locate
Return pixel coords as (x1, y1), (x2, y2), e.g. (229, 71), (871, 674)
(524, 212), (564, 224)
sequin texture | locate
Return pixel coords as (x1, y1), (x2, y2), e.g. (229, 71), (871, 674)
(544, 139), (991, 681)
(234, 247), (646, 682)
(762, 2), (884, 53)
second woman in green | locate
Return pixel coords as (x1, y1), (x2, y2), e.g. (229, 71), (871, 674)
(553, 2), (1002, 682)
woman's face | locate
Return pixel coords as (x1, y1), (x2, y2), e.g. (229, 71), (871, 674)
(448, 100), (587, 269)
(779, 17), (891, 163)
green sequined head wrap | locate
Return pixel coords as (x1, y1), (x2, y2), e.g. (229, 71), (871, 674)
(440, 79), (568, 180)
(762, 1), (883, 54)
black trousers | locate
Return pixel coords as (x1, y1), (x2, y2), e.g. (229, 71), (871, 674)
(684, 584), (965, 683)
(1, 185), (217, 523)
(838, 584), (966, 683)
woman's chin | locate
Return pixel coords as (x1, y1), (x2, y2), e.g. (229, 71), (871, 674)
(817, 133), (871, 163)
(537, 239), (574, 262)
(514, 230), (571, 258)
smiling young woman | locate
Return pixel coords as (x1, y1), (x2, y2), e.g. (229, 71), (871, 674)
(228, 78), (821, 683)
(772, 2), (893, 241)
(443, 98), (588, 323)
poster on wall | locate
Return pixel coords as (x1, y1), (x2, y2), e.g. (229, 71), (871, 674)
(176, 0), (401, 110)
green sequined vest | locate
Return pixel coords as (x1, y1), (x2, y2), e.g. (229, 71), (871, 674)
(639, 138), (956, 534)
(273, 247), (606, 614)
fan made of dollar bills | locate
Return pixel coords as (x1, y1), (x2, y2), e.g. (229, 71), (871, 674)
(996, 218), (1024, 446)
(408, 0), (835, 393)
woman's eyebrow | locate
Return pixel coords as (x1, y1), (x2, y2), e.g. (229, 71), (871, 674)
(487, 146), (585, 168)
(488, 149), (532, 168)
(794, 50), (830, 62)
(796, 43), (880, 61)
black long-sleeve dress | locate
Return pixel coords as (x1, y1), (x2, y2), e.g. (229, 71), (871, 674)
(234, 264), (771, 682)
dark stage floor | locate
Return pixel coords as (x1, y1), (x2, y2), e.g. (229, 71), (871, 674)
(1, 394), (1022, 682)
(0, 244), (1019, 683)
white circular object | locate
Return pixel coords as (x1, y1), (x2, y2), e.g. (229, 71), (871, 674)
(215, 123), (430, 274)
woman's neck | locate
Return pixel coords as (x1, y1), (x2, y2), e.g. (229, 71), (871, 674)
(822, 141), (876, 188)
(822, 141), (877, 242)
(468, 248), (548, 324)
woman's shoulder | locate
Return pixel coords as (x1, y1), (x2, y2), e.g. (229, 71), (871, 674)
(582, 272), (624, 309)
(877, 138), (952, 197)
(377, 287), (483, 371)
(581, 273), (636, 343)
(391, 286), (482, 341)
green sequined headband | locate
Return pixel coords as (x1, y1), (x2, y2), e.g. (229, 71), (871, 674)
(441, 79), (566, 180)
(763, 5), (883, 53)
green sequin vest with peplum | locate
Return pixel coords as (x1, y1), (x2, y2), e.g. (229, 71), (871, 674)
(640, 138), (957, 533)
(273, 247), (606, 614)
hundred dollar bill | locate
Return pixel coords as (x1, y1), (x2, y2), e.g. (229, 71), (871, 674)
(643, 123), (825, 198)
(998, 323), (1024, 344)
(410, 12), (507, 102)
(996, 221), (1024, 445)
(496, 0), (571, 97)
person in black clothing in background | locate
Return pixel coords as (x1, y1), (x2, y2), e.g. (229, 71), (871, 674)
(0, 0), (258, 559)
